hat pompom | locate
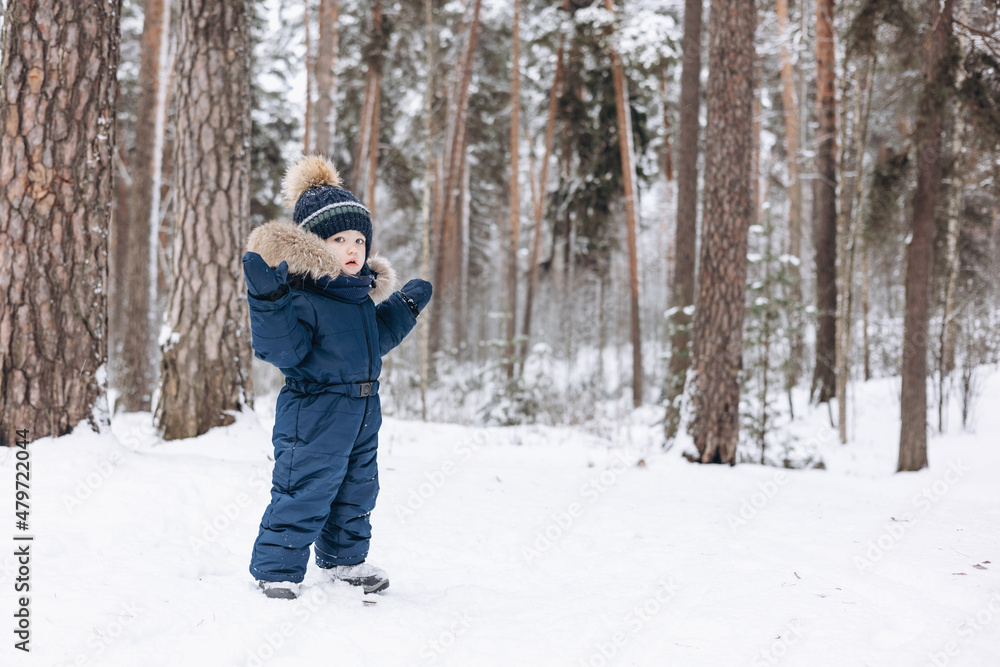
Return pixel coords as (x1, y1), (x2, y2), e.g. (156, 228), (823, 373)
(281, 155), (343, 209)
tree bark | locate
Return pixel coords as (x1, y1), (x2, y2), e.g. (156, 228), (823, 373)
(0, 0), (122, 446)
(156, 0), (253, 441)
(604, 0), (643, 407)
(811, 0), (838, 404)
(313, 0), (340, 158)
(117, 0), (171, 413)
(898, 0), (956, 471)
(664, 0), (702, 438)
(429, 0), (482, 364)
(352, 0), (384, 199)
(688, 0), (755, 463)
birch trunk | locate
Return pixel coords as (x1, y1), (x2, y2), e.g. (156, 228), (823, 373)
(937, 0), (969, 432)
(836, 55), (874, 444)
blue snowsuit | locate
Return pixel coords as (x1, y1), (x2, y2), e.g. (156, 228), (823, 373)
(245, 220), (419, 583)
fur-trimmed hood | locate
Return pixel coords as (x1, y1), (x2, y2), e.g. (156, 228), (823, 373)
(246, 219), (397, 305)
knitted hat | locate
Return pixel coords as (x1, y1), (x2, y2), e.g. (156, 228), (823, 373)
(281, 155), (373, 259)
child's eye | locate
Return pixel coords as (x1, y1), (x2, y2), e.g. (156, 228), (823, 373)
(356, 238), (366, 245)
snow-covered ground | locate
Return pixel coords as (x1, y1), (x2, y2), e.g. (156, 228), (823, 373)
(2, 370), (999, 667)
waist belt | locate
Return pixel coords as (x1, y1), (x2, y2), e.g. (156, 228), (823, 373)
(285, 379), (379, 398)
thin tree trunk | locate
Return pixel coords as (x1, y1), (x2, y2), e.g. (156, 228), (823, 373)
(420, 0), (434, 419)
(303, 0), (313, 154)
(688, 0), (755, 463)
(0, 0), (122, 446)
(665, 0), (703, 438)
(938, 0), (969, 432)
(352, 1), (383, 195)
(456, 150), (471, 355)
(519, 4), (565, 375)
(811, 0), (838, 404)
(156, 0), (253, 440)
(365, 74), (382, 218)
(898, 0), (956, 472)
(861, 234), (871, 380)
(836, 54), (874, 444)
(775, 0), (804, 390)
(313, 0), (340, 157)
(506, 0), (523, 384)
(604, 0), (643, 407)
(118, 0), (170, 414)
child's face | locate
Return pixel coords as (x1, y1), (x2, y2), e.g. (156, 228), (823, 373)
(325, 230), (366, 275)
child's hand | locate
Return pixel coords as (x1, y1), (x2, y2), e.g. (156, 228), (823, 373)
(400, 279), (433, 316)
(243, 252), (289, 300)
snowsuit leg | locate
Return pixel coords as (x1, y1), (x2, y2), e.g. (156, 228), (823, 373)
(314, 396), (382, 568)
(249, 390), (368, 583)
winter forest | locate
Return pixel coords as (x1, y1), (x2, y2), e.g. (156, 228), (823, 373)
(2, 0), (1000, 665)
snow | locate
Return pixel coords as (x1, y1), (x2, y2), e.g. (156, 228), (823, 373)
(2, 371), (999, 667)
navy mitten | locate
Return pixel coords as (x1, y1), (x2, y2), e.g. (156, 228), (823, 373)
(400, 279), (433, 317)
(243, 252), (289, 301)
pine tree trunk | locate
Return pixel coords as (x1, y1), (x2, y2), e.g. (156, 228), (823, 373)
(429, 0), (481, 364)
(688, 0), (755, 464)
(117, 0), (170, 413)
(313, 0), (340, 158)
(357, 0), (385, 211)
(419, 0), (434, 419)
(0, 0), (122, 446)
(664, 0), (703, 438)
(811, 0), (838, 404)
(303, 0), (313, 154)
(156, 0), (253, 441)
(898, 0), (956, 472)
(605, 0), (643, 407)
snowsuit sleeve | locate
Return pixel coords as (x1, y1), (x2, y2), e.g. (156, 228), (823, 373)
(374, 291), (418, 357)
(247, 289), (317, 368)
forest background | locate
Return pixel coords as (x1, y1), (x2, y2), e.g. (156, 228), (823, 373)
(1, 0), (999, 471)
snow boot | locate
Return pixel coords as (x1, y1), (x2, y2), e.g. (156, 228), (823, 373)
(257, 580), (300, 600)
(327, 561), (389, 594)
